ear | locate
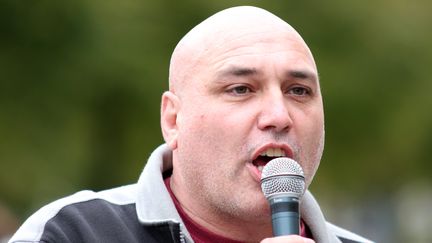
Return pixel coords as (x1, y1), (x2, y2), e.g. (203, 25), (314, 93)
(161, 91), (180, 150)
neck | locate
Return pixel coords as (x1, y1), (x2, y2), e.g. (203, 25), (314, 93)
(168, 176), (273, 242)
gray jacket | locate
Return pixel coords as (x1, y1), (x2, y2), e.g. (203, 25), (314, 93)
(9, 144), (373, 243)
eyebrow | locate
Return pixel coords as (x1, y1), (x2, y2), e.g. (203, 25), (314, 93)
(216, 67), (260, 79)
(285, 70), (318, 83)
(216, 66), (318, 83)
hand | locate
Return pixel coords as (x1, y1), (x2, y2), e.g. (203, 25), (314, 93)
(260, 235), (315, 243)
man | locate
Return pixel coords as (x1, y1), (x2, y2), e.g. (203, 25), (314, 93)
(9, 6), (373, 243)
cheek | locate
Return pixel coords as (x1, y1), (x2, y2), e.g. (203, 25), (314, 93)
(295, 110), (324, 182)
(183, 108), (250, 154)
(197, 114), (234, 143)
(195, 106), (248, 133)
(296, 106), (324, 139)
(301, 117), (324, 156)
(180, 111), (224, 148)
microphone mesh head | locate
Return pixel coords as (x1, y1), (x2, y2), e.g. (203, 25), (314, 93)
(260, 157), (305, 199)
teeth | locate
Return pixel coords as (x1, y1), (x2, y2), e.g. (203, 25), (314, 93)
(267, 148), (275, 157)
(257, 165), (264, 172)
(260, 148), (286, 157)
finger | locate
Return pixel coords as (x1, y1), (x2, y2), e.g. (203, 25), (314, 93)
(260, 235), (315, 243)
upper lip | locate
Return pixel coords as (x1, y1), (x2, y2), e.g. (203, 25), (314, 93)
(251, 143), (294, 161)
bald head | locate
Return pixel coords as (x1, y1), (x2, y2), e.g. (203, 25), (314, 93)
(168, 6), (316, 95)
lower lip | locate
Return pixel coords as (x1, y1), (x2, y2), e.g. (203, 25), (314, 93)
(246, 163), (262, 182)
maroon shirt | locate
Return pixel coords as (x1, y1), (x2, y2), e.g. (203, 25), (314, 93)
(164, 177), (313, 242)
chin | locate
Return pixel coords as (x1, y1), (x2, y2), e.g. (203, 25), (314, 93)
(245, 199), (271, 219)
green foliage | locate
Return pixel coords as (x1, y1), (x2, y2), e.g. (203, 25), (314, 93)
(1, 0), (431, 222)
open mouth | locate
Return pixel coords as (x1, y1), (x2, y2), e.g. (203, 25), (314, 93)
(252, 147), (287, 172)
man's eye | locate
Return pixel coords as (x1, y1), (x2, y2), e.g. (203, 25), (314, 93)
(289, 86), (310, 96)
(228, 85), (252, 95)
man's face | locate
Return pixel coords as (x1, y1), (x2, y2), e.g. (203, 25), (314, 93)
(171, 27), (324, 222)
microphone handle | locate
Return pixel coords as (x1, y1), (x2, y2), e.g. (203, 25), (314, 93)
(270, 196), (300, 236)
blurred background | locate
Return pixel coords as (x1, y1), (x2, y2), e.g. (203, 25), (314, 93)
(1, 0), (431, 242)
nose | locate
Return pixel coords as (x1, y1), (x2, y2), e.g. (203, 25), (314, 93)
(257, 92), (293, 133)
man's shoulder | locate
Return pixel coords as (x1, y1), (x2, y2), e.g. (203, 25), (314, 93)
(326, 222), (374, 243)
(9, 184), (139, 242)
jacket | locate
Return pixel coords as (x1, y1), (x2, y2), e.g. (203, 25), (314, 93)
(9, 144), (374, 243)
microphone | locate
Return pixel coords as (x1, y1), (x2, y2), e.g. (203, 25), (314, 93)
(260, 157), (305, 236)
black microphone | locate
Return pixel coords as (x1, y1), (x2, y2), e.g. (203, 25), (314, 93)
(260, 157), (305, 236)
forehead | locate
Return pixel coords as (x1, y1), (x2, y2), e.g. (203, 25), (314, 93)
(202, 29), (317, 81)
(169, 7), (317, 92)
